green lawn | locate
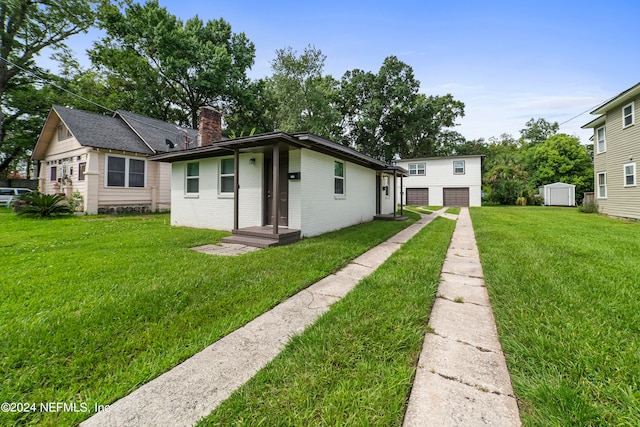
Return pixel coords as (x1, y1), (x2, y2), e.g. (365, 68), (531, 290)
(471, 207), (640, 426)
(0, 209), (416, 426)
(199, 217), (455, 426)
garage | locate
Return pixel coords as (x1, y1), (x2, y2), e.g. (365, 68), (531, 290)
(406, 188), (429, 205)
(443, 187), (469, 207)
(542, 182), (575, 206)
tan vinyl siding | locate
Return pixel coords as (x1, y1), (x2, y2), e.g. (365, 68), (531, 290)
(594, 95), (640, 219)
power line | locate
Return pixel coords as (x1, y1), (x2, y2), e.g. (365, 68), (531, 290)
(0, 55), (194, 143)
(0, 55), (115, 114)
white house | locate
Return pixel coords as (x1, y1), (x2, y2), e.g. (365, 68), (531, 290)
(394, 155), (483, 207)
(151, 108), (406, 247)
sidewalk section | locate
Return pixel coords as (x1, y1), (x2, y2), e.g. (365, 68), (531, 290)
(403, 208), (521, 427)
(81, 211), (442, 427)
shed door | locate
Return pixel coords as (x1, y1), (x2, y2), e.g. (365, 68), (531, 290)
(443, 187), (469, 207)
(406, 188), (429, 205)
(549, 188), (570, 206)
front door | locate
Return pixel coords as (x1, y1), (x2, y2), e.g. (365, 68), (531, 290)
(264, 151), (289, 226)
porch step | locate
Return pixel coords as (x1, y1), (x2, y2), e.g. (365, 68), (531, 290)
(222, 227), (301, 248)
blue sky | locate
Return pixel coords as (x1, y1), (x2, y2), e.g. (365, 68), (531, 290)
(57, 0), (640, 143)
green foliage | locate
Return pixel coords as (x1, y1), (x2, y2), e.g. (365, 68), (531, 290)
(515, 196), (527, 206)
(519, 117), (559, 148)
(0, 213), (414, 426)
(90, 0), (256, 128)
(68, 191), (84, 212)
(529, 134), (594, 196)
(578, 199), (599, 213)
(0, 0), (97, 176)
(265, 45), (341, 137)
(337, 56), (465, 162)
(14, 191), (73, 217)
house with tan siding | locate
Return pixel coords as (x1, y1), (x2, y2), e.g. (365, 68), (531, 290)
(151, 108), (406, 247)
(582, 82), (640, 219)
(32, 106), (198, 214)
(394, 155), (483, 207)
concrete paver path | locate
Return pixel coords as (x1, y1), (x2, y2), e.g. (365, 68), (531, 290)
(81, 211), (441, 427)
(403, 208), (522, 426)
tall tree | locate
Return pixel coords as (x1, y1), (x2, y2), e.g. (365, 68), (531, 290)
(265, 45), (341, 137)
(0, 0), (96, 176)
(520, 117), (559, 148)
(338, 56), (464, 162)
(90, 0), (256, 128)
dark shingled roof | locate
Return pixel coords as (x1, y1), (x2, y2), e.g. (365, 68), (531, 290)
(116, 109), (199, 152)
(53, 106), (153, 154)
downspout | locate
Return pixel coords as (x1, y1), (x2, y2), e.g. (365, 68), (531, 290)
(272, 144), (279, 235)
(400, 174), (404, 216)
(233, 149), (239, 231)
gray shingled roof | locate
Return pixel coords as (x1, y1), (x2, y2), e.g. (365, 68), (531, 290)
(116, 109), (199, 152)
(53, 106), (153, 154)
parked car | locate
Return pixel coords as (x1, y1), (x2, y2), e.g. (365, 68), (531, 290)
(0, 188), (32, 207)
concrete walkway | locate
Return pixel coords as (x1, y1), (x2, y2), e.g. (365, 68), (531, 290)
(81, 210), (441, 427)
(403, 208), (522, 426)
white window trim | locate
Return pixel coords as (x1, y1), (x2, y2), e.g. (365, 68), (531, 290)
(596, 126), (606, 154)
(219, 157), (234, 197)
(622, 102), (634, 128)
(104, 154), (146, 188)
(623, 162), (636, 187)
(453, 160), (465, 175)
(185, 161), (200, 197)
(334, 160), (346, 199)
(408, 163), (426, 176)
(597, 172), (607, 199)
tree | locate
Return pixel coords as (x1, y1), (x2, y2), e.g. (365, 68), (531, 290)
(0, 0), (97, 176)
(90, 0), (256, 128)
(337, 56), (464, 162)
(529, 133), (594, 198)
(265, 45), (341, 138)
(520, 117), (559, 148)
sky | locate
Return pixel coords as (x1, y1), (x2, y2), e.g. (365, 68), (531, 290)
(52, 0), (640, 144)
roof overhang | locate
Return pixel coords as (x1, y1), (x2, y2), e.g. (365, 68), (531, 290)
(32, 108), (60, 160)
(581, 115), (606, 129)
(591, 82), (640, 115)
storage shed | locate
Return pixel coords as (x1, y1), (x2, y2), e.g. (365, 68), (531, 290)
(541, 182), (576, 206)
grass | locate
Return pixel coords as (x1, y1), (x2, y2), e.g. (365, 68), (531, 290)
(471, 206), (640, 426)
(404, 205), (443, 214)
(445, 207), (461, 215)
(0, 209), (417, 426)
(199, 217), (456, 426)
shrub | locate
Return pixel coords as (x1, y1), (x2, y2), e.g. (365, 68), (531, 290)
(515, 196), (527, 206)
(578, 199), (599, 214)
(14, 191), (73, 217)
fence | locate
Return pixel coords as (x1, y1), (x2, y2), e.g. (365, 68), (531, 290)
(583, 192), (594, 205)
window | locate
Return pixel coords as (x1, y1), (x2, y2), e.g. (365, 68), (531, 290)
(409, 163), (426, 175)
(623, 102), (634, 128)
(220, 158), (234, 193)
(78, 162), (86, 181)
(106, 155), (146, 188)
(453, 160), (465, 175)
(57, 124), (72, 140)
(597, 172), (607, 199)
(334, 161), (345, 195)
(186, 162), (199, 193)
(596, 126), (606, 153)
(624, 163), (636, 187)
(50, 166), (58, 181)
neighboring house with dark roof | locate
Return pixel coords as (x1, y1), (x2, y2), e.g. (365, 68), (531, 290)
(150, 109), (407, 247)
(582, 82), (640, 219)
(32, 105), (200, 214)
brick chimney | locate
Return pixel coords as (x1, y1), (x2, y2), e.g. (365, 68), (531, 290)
(198, 106), (222, 146)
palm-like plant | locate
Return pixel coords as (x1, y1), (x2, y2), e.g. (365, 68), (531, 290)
(14, 191), (73, 217)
